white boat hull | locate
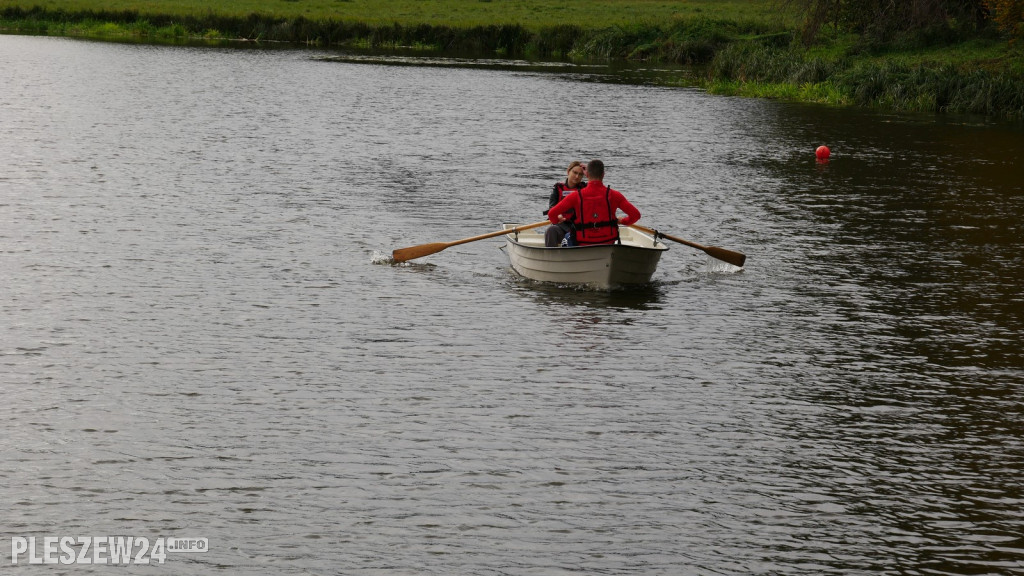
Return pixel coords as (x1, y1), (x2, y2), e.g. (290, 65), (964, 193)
(503, 224), (668, 288)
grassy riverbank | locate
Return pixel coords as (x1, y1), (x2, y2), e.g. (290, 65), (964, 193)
(2, 0), (1022, 118)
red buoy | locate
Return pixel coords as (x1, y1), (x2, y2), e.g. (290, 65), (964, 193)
(815, 145), (831, 160)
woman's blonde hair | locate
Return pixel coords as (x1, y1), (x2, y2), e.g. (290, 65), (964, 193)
(566, 160), (583, 174)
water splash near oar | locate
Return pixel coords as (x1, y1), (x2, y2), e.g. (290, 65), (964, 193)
(371, 250), (396, 265)
(703, 257), (744, 274)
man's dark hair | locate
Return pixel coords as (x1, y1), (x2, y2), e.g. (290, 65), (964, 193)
(586, 159), (604, 180)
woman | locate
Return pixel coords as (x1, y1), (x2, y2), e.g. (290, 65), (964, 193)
(547, 159), (641, 246)
(544, 161), (586, 247)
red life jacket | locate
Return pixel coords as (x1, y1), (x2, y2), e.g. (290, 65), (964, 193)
(549, 181), (582, 218)
(554, 182), (578, 202)
(571, 186), (620, 245)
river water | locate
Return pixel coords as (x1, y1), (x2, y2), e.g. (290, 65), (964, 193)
(1, 35), (1022, 575)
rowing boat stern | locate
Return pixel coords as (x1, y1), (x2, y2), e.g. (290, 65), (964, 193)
(502, 223), (668, 288)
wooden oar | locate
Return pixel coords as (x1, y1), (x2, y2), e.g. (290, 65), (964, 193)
(630, 224), (746, 268)
(393, 220), (550, 263)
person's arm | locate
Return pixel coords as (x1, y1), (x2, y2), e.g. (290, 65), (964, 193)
(612, 190), (641, 226)
(548, 193), (576, 225)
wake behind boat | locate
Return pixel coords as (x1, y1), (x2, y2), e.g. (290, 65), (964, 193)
(502, 223), (668, 288)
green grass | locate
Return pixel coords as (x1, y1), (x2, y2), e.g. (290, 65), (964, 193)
(2, 0), (1022, 117)
(0, 1), (798, 59)
(0, 0), (796, 30)
(704, 79), (851, 106)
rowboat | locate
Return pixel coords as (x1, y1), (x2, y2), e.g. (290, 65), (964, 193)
(501, 223), (669, 288)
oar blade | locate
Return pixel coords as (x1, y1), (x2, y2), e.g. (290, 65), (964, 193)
(392, 242), (449, 263)
(704, 246), (746, 268)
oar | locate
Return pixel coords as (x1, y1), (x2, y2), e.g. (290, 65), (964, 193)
(393, 220), (550, 263)
(630, 224), (746, 268)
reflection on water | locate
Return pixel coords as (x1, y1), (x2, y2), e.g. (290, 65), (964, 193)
(508, 276), (667, 311)
(318, 50), (698, 86)
(1, 35), (1022, 576)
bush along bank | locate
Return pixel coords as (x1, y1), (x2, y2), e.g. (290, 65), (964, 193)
(2, 6), (1022, 118)
(703, 40), (1024, 118)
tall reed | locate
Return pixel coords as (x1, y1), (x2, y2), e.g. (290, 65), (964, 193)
(705, 42), (1024, 117)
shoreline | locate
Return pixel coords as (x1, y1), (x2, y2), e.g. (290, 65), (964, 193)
(2, 5), (1022, 119)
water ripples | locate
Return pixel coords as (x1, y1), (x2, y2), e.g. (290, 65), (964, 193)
(2, 36), (1022, 575)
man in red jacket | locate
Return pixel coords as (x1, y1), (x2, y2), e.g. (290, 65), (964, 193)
(546, 159), (641, 246)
